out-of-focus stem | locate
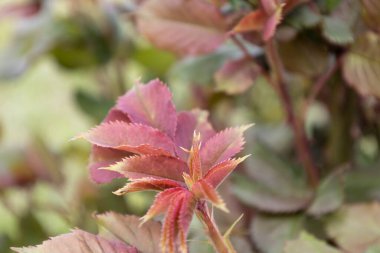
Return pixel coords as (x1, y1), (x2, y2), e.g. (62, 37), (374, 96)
(196, 202), (232, 253)
(265, 39), (319, 188)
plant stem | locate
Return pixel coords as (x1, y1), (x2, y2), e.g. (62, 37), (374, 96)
(265, 39), (319, 188)
(196, 202), (232, 253)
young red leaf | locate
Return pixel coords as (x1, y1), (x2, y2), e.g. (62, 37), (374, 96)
(141, 188), (184, 224)
(78, 121), (176, 156)
(137, 0), (227, 55)
(189, 132), (202, 182)
(193, 180), (227, 211)
(203, 156), (250, 188)
(106, 155), (188, 182)
(116, 79), (177, 138)
(200, 124), (252, 172)
(114, 177), (183, 195)
(175, 110), (215, 160)
(233, 10), (267, 33)
(12, 230), (138, 253)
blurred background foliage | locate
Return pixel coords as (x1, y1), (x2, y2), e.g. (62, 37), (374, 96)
(0, 0), (380, 252)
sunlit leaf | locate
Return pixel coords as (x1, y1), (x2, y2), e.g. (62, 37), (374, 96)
(322, 17), (353, 45)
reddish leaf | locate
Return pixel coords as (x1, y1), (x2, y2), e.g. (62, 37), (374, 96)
(161, 190), (195, 253)
(79, 121), (176, 156)
(104, 107), (130, 123)
(189, 132), (202, 181)
(137, 0), (226, 55)
(232, 10), (267, 34)
(116, 80), (177, 138)
(12, 230), (137, 253)
(89, 146), (129, 183)
(106, 155), (189, 182)
(200, 124), (252, 172)
(215, 58), (260, 95)
(114, 177), (183, 195)
(142, 188), (184, 224)
(175, 110), (215, 160)
(204, 156), (249, 188)
(96, 213), (161, 253)
(192, 179), (227, 211)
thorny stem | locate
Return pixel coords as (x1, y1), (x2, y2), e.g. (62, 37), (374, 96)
(265, 39), (319, 188)
(196, 201), (232, 253)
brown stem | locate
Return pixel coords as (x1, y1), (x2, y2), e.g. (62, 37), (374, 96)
(265, 39), (319, 188)
(196, 202), (232, 253)
(303, 57), (341, 120)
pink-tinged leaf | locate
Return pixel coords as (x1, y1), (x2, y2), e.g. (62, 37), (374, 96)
(104, 107), (130, 123)
(12, 230), (137, 253)
(142, 187), (184, 224)
(161, 190), (195, 253)
(189, 132), (202, 181)
(192, 180), (227, 211)
(116, 80), (177, 138)
(89, 146), (129, 183)
(262, 5), (283, 41)
(114, 177), (183, 195)
(137, 0), (227, 56)
(175, 110), (216, 161)
(106, 155), (189, 182)
(96, 213), (161, 253)
(261, 0), (277, 14)
(80, 121), (176, 156)
(215, 58), (260, 95)
(232, 10), (267, 33)
(200, 124), (252, 172)
(161, 194), (183, 253)
(204, 156), (249, 188)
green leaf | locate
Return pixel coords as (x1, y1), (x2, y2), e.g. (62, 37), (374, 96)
(251, 214), (305, 253)
(96, 212), (161, 253)
(75, 90), (114, 122)
(232, 143), (312, 213)
(343, 32), (380, 98)
(283, 232), (341, 253)
(307, 170), (345, 216)
(169, 48), (234, 86)
(326, 203), (380, 253)
(322, 17), (353, 45)
(286, 6), (321, 30)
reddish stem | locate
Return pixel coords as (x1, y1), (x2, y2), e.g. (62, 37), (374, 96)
(265, 39), (319, 188)
(196, 202), (232, 253)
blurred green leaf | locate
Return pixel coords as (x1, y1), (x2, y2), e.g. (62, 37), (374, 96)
(283, 232), (341, 253)
(251, 214), (305, 253)
(232, 144), (312, 213)
(307, 170), (345, 216)
(322, 17), (353, 45)
(75, 90), (113, 122)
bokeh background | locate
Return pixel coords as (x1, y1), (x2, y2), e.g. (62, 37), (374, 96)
(1, 0), (380, 252)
